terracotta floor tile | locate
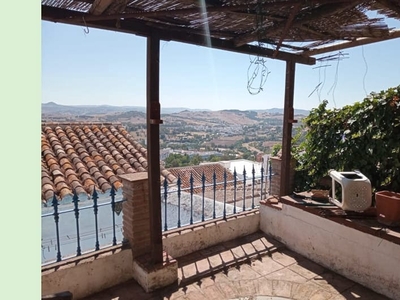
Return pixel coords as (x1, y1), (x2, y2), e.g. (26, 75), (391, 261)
(80, 233), (388, 300)
(212, 272), (230, 284)
(180, 263), (198, 279)
(241, 242), (259, 256)
(250, 257), (285, 276)
(225, 266), (243, 281)
(195, 258), (212, 274)
(270, 251), (300, 267)
(231, 264), (262, 281)
(166, 290), (187, 300)
(179, 283), (202, 296)
(311, 271), (356, 294)
(184, 290), (206, 300)
(291, 281), (325, 300)
(258, 235), (285, 249)
(229, 246), (247, 259)
(264, 267), (308, 284)
(236, 279), (259, 297)
(197, 277), (216, 289)
(288, 259), (326, 280)
(249, 238), (274, 253)
(271, 280), (294, 298)
(217, 281), (239, 298)
(309, 289), (335, 300)
(206, 253), (224, 269)
(201, 284), (227, 300)
(255, 278), (273, 296)
(219, 250), (236, 264)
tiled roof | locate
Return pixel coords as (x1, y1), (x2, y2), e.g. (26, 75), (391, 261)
(168, 164), (235, 194)
(41, 122), (176, 204)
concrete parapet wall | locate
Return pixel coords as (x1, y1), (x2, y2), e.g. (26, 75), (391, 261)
(42, 246), (133, 300)
(163, 209), (260, 258)
(259, 202), (400, 300)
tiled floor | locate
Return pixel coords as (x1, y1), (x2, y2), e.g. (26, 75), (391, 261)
(82, 232), (389, 300)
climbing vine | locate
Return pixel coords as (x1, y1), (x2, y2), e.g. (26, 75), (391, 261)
(292, 85), (400, 193)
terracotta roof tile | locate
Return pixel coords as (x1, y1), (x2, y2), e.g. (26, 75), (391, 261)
(168, 163), (235, 194)
(41, 122), (176, 204)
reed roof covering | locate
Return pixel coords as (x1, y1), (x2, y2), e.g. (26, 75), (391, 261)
(42, 0), (400, 64)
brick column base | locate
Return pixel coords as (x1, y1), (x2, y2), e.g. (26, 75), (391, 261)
(120, 173), (151, 258)
(270, 156), (296, 197)
(119, 172), (177, 292)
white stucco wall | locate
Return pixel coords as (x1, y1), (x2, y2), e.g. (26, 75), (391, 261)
(163, 209), (260, 258)
(259, 203), (400, 300)
(42, 247), (133, 300)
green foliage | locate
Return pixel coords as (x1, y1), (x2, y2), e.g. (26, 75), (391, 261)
(165, 153), (204, 168)
(271, 144), (282, 156)
(293, 85), (400, 193)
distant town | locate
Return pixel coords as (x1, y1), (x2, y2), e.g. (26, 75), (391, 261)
(42, 102), (309, 167)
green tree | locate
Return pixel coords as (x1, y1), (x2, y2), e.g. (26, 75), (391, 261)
(293, 85), (400, 193)
(190, 154), (203, 165)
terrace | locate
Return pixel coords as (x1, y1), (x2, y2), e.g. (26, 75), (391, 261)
(41, 1), (400, 299)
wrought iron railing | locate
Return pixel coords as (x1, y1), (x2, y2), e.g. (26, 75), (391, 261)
(41, 164), (273, 265)
(41, 186), (125, 265)
(161, 165), (272, 231)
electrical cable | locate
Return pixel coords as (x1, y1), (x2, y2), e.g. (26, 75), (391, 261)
(361, 45), (369, 97)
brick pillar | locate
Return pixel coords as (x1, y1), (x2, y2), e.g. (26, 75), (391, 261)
(270, 156), (296, 197)
(119, 172), (178, 293)
(119, 173), (151, 258)
(270, 156), (282, 196)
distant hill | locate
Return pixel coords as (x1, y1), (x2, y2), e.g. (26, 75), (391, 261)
(254, 108), (310, 115)
(42, 102), (309, 116)
(42, 102), (210, 115)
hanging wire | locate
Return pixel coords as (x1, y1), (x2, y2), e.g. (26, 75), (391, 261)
(82, 17), (90, 35)
(308, 82), (322, 98)
(328, 52), (343, 106)
(247, 56), (271, 95)
(246, 0), (270, 95)
(361, 45), (369, 97)
(314, 51), (348, 107)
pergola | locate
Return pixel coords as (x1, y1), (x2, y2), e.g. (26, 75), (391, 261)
(41, 0), (400, 264)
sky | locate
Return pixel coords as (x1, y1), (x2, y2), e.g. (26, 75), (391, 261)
(42, 18), (400, 111)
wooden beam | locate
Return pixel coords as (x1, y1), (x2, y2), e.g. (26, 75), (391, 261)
(301, 29), (400, 56)
(273, 3), (301, 58)
(146, 34), (163, 265)
(41, 5), (315, 65)
(280, 60), (296, 197)
(234, 0), (361, 47)
(376, 0), (400, 16)
(158, 28), (315, 65)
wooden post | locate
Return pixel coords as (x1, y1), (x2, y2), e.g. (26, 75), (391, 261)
(280, 60), (296, 196)
(146, 34), (163, 264)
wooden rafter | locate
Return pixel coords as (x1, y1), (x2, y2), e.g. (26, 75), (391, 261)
(273, 3), (301, 58)
(233, 0), (362, 47)
(260, 40), (309, 51)
(42, 5), (315, 65)
(63, 0), (350, 22)
(299, 25), (335, 39)
(301, 28), (400, 56)
(376, 0), (400, 16)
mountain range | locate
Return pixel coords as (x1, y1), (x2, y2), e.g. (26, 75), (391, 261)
(42, 102), (310, 116)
